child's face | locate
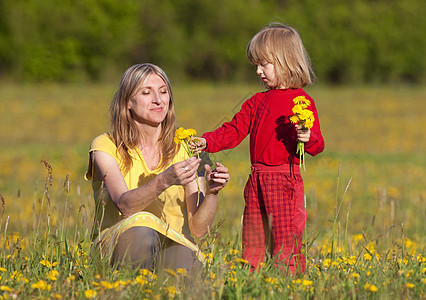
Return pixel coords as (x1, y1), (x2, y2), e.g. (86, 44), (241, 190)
(256, 62), (279, 88)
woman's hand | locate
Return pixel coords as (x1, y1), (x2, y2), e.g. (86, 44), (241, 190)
(205, 162), (229, 195)
(295, 124), (311, 143)
(161, 156), (201, 187)
(190, 137), (207, 154)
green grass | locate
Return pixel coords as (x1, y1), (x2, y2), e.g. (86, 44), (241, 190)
(0, 83), (425, 298)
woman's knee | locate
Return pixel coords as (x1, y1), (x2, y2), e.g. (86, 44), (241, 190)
(111, 226), (160, 269)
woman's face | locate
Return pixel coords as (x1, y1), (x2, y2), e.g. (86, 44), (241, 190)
(128, 73), (170, 127)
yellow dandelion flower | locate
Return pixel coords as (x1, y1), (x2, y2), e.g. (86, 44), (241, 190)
(134, 276), (148, 286)
(364, 253), (372, 261)
(353, 234), (364, 242)
(167, 286), (176, 296)
(1, 286), (12, 292)
(364, 282), (377, 292)
(177, 268), (187, 276)
(351, 273), (360, 279)
(421, 278), (426, 284)
(228, 249), (239, 255)
(234, 258), (249, 264)
(139, 269), (153, 276)
(32, 280), (52, 291)
(84, 289), (97, 299)
(290, 95), (314, 171)
(47, 270), (59, 281)
(0, 268), (6, 272)
(292, 105), (303, 115)
(164, 269), (177, 277)
(289, 115), (299, 124)
(405, 283), (414, 288)
(40, 260), (51, 267)
(67, 275), (76, 282)
(302, 280), (313, 286)
(323, 259), (332, 268)
(53, 294), (62, 299)
(101, 281), (113, 289)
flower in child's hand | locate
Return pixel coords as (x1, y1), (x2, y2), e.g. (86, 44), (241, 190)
(290, 96), (314, 171)
(174, 127), (201, 204)
(174, 127), (198, 156)
(174, 127), (196, 146)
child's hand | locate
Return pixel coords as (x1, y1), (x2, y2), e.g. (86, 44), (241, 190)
(190, 137), (207, 154)
(295, 124), (311, 143)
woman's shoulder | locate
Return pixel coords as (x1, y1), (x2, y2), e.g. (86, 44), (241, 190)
(90, 133), (116, 152)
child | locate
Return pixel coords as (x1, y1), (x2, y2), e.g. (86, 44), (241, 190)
(192, 23), (324, 275)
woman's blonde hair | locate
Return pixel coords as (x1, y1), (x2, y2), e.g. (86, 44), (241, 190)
(109, 63), (178, 174)
(247, 23), (315, 89)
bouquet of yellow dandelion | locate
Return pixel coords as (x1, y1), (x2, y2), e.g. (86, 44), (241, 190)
(289, 96), (315, 171)
(174, 127), (199, 157)
(174, 127), (201, 204)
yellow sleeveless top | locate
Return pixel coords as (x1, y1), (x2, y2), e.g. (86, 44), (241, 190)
(85, 133), (192, 240)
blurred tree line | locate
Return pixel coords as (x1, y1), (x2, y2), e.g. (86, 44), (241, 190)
(0, 0), (424, 84)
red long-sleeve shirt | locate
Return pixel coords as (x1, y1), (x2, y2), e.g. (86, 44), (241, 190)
(202, 88), (324, 166)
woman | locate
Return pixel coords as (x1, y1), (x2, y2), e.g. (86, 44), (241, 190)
(85, 63), (229, 272)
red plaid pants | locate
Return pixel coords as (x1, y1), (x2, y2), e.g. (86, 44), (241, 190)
(242, 163), (307, 275)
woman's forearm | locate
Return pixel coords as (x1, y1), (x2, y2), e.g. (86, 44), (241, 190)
(188, 191), (218, 238)
(116, 172), (169, 217)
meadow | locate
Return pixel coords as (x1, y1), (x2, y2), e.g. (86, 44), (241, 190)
(0, 82), (425, 299)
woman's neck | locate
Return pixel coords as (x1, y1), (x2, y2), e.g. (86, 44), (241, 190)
(137, 123), (162, 149)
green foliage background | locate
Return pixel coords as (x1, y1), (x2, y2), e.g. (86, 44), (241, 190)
(0, 0), (425, 84)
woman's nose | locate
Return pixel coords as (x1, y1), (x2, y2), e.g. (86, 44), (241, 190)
(152, 92), (162, 104)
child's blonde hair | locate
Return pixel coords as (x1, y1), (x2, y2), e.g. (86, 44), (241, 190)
(247, 23), (314, 89)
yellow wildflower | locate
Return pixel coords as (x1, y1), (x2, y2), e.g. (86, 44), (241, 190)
(40, 260), (51, 267)
(67, 275), (76, 282)
(134, 276), (148, 286)
(47, 270), (59, 281)
(364, 282), (377, 292)
(139, 269), (153, 276)
(0, 268), (6, 272)
(32, 280), (52, 291)
(177, 268), (187, 276)
(364, 253), (372, 261)
(405, 283), (414, 288)
(101, 281), (114, 289)
(302, 279), (313, 286)
(167, 286), (176, 297)
(164, 269), (177, 277)
(289, 95), (314, 171)
(84, 289), (97, 299)
(323, 259), (332, 268)
(0, 286), (12, 292)
(174, 127), (197, 145)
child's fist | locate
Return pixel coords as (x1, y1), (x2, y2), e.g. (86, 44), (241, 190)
(190, 137), (207, 154)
